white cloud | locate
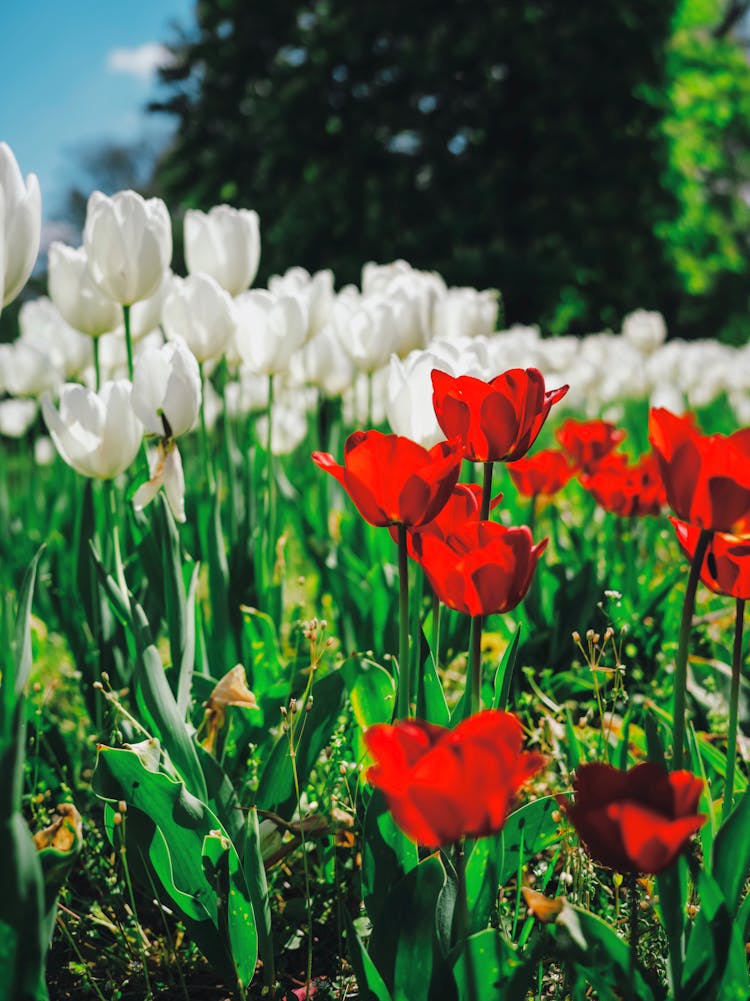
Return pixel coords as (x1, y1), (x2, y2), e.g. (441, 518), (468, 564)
(106, 42), (175, 81)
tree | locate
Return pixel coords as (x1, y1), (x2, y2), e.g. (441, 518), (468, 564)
(150, 0), (750, 339)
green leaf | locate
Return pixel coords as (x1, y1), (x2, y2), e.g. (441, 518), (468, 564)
(369, 855), (457, 1001)
(254, 669), (345, 818)
(492, 624), (522, 711)
(345, 909), (393, 1001)
(342, 656), (396, 731)
(712, 781), (750, 916)
(241, 605), (284, 693)
(362, 789), (419, 925)
(201, 830), (258, 991)
(243, 807), (274, 994)
(417, 637), (450, 727)
(452, 928), (537, 1001)
(498, 796), (560, 886)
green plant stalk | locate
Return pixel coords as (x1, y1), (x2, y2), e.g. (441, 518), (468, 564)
(118, 817), (153, 1000)
(430, 588), (441, 670)
(628, 872), (639, 986)
(396, 522), (411, 719)
(105, 478), (129, 605)
(467, 614), (483, 717)
(480, 460), (494, 521)
(672, 529), (710, 771)
(455, 838), (478, 1001)
(123, 303), (134, 380)
(199, 363), (216, 496)
(723, 597), (746, 821)
(266, 373), (275, 596)
(56, 916), (109, 1001)
(93, 336), (101, 392)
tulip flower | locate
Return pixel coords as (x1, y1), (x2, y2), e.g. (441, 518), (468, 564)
(269, 266), (335, 341)
(47, 242), (121, 338)
(507, 449), (574, 498)
(431, 286), (500, 342)
(83, 190), (172, 305)
(335, 294), (402, 374)
(431, 368), (568, 464)
(234, 289), (307, 377)
(162, 273), (237, 364)
(312, 430), (463, 529)
(0, 142), (41, 315)
(184, 204), (260, 297)
(555, 418), (626, 474)
(564, 762), (705, 874)
(648, 408), (750, 532)
(19, 297), (92, 380)
(364, 710), (545, 846)
(131, 338), (202, 521)
(579, 452), (666, 518)
(415, 519), (547, 617)
(0, 339), (63, 398)
(672, 517), (750, 600)
(42, 381), (143, 479)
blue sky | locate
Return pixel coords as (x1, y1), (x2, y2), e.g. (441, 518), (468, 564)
(0, 0), (194, 234)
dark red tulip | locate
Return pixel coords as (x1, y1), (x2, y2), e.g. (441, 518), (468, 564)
(649, 408), (750, 532)
(415, 519), (547, 617)
(312, 430), (462, 528)
(555, 418), (626, 474)
(507, 448), (574, 498)
(672, 517), (750, 600)
(365, 710), (545, 846)
(565, 762), (705, 874)
(431, 368), (568, 463)
(580, 451), (666, 518)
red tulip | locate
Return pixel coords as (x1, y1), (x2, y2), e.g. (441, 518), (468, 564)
(312, 429), (462, 528)
(431, 368), (568, 463)
(365, 710), (545, 846)
(648, 408), (750, 532)
(579, 451), (666, 518)
(672, 517), (750, 600)
(555, 418), (626, 473)
(507, 448), (574, 498)
(415, 519), (547, 617)
(564, 762), (705, 874)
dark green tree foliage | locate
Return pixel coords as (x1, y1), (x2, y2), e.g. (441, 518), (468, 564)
(153, 1), (688, 334)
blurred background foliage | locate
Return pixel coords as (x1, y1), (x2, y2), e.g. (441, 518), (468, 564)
(6, 0), (750, 345)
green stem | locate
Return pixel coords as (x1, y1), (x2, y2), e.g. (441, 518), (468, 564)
(431, 588), (441, 670)
(628, 873), (639, 986)
(199, 363), (216, 496)
(367, 371), (373, 427)
(396, 523), (411, 719)
(93, 336), (101, 392)
(105, 478), (129, 606)
(123, 304), (134, 381)
(480, 461), (494, 521)
(467, 614), (483, 718)
(266, 374), (275, 594)
(672, 529), (710, 771)
(723, 597), (745, 821)
(455, 838), (478, 1001)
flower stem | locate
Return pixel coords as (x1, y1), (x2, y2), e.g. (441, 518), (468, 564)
(93, 336), (101, 392)
(123, 304), (134, 381)
(455, 838), (478, 1001)
(396, 523), (411, 719)
(672, 529), (710, 771)
(480, 461), (494, 521)
(431, 588), (441, 670)
(723, 597), (746, 821)
(266, 374), (275, 595)
(467, 614), (483, 717)
(105, 478), (128, 606)
(199, 363), (216, 496)
(628, 873), (639, 986)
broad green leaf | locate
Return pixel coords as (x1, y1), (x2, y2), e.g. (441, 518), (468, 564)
(491, 624), (522, 711)
(498, 796), (559, 886)
(345, 910), (393, 1001)
(362, 789), (419, 924)
(243, 807), (274, 995)
(452, 928), (537, 1001)
(342, 656), (396, 732)
(712, 781), (750, 916)
(201, 830), (257, 990)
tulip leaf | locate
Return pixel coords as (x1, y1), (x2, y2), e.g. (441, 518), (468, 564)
(491, 623), (522, 711)
(241, 605), (284, 693)
(201, 831), (257, 991)
(253, 669), (345, 819)
(362, 789), (419, 925)
(712, 781), (750, 917)
(242, 808), (275, 995)
(417, 634), (450, 727)
(498, 796), (560, 887)
(452, 928), (537, 1001)
(342, 656), (396, 732)
(199, 491), (234, 677)
(655, 856), (688, 994)
(465, 835), (500, 934)
(133, 642), (207, 802)
(681, 869), (741, 1001)
(368, 855), (457, 1001)
(345, 909), (393, 1001)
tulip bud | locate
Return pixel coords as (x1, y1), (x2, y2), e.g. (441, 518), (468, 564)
(184, 205), (260, 297)
(162, 273), (237, 363)
(83, 190), (172, 305)
(48, 242), (121, 338)
(0, 142), (41, 315)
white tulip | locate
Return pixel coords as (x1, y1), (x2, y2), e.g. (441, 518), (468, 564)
(162, 273), (236, 363)
(131, 337), (201, 438)
(0, 398), (37, 438)
(127, 269), (171, 341)
(269, 267), (335, 340)
(431, 286), (499, 342)
(336, 294), (400, 374)
(48, 242), (121, 338)
(0, 339), (62, 397)
(224, 367), (271, 418)
(184, 205), (260, 296)
(83, 190), (172, 305)
(621, 309), (666, 354)
(19, 296), (92, 379)
(234, 289), (307, 376)
(0, 142), (41, 314)
(299, 324), (354, 398)
(42, 380), (143, 479)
